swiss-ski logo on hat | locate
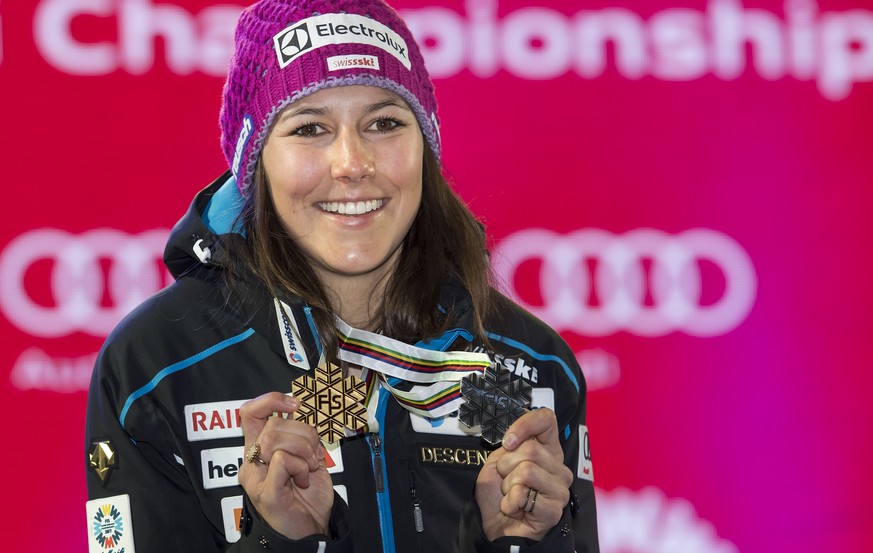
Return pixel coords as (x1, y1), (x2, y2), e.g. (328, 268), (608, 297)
(273, 13), (410, 70)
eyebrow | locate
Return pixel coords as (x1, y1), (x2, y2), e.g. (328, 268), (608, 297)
(366, 99), (411, 114)
(278, 105), (327, 123)
(277, 97), (411, 124)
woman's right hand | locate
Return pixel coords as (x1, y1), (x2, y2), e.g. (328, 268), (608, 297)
(238, 392), (334, 539)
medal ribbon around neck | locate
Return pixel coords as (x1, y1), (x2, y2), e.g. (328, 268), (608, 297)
(335, 318), (491, 418)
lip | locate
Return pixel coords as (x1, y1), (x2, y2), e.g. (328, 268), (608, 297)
(317, 198), (385, 216)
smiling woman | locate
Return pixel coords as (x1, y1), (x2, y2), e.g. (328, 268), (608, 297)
(260, 86), (424, 326)
(84, 0), (599, 552)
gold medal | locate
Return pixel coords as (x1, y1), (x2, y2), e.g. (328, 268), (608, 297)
(291, 361), (368, 443)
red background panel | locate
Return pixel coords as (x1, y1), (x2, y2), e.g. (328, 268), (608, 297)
(1, 1), (872, 551)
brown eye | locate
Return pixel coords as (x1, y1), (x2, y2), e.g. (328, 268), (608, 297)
(292, 123), (322, 137)
(371, 117), (403, 133)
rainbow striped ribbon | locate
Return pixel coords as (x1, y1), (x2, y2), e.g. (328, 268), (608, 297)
(336, 318), (491, 418)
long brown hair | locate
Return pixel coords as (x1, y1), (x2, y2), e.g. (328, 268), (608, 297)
(228, 144), (495, 355)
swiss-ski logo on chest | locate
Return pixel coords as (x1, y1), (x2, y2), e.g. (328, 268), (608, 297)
(274, 298), (311, 371)
(471, 347), (539, 384)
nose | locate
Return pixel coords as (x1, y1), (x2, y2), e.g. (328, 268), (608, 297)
(330, 128), (375, 183)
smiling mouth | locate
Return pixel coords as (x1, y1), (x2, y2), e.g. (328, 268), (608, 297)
(318, 199), (384, 215)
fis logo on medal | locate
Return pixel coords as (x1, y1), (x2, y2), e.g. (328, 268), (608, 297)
(86, 494), (135, 552)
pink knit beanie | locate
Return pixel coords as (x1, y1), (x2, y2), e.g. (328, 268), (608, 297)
(220, 0), (440, 195)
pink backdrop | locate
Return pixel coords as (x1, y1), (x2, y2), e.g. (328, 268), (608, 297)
(2, 0), (872, 551)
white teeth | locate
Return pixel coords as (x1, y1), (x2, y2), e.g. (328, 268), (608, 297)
(319, 199), (383, 215)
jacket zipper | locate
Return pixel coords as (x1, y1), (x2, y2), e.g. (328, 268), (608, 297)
(369, 387), (396, 553)
(410, 472), (424, 533)
(371, 433), (384, 492)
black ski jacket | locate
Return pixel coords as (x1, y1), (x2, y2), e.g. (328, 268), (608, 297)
(85, 173), (599, 553)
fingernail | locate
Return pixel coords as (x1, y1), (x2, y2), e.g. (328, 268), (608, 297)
(285, 395), (299, 409)
(503, 433), (518, 449)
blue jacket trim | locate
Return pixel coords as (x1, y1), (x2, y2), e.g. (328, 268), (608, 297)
(373, 390), (396, 553)
(414, 328), (473, 351)
(119, 328), (256, 427)
(303, 306), (323, 362)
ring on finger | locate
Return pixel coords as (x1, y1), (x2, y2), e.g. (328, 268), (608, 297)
(246, 443), (267, 465)
(521, 487), (539, 514)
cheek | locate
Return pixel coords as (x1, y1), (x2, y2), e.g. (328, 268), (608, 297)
(266, 160), (320, 206)
(390, 149), (424, 191)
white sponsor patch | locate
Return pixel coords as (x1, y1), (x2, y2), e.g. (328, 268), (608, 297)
(334, 484), (348, 505)
(323, 440), (344, 474)
(231, 115), (253, 178)
(273, 13), (410, 70)
(202, 446), (245, 490)
(221, 495), (243, 543)
(185, 399), (246, 442)
(578, 425), (593, 481)
(327, 54), (380, 72)
(410, 388), (555, 436)
(275, 299), (311, 371)
(86, 494), (136, 552)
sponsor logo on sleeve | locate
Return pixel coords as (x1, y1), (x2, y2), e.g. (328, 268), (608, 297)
(578, 425), (593, 482)
(273, 13), (410, 69)
(185, 400), (246, 442)
(221, 495), (243, 543)
(87, 494), (135, 553)
(201, 446), (245, 490)
(410, 387), (554, 436)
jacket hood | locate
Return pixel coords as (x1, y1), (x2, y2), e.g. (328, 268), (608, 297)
(163, 171), (245, 279)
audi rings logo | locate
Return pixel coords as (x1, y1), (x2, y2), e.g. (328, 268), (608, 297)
(492, 228), (756, 337)
(0, 229), (171, 338)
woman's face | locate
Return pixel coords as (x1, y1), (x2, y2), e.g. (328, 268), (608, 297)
(262, 85), (424, 288)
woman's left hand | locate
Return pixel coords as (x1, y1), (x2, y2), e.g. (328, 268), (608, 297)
(474, 408), (574, 541)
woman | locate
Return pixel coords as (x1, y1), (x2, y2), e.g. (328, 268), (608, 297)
(85, 0), (598, 551)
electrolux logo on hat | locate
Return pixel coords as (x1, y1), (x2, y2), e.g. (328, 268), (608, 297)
(276, 22), (313, 62)
(273, 13), (411, 70)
